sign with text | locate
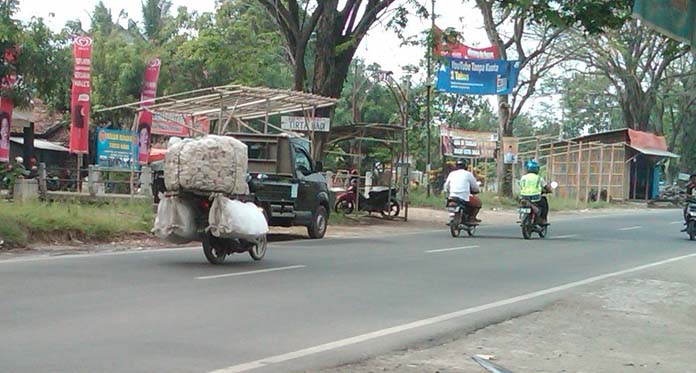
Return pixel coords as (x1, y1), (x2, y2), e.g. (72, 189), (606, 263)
(436, 57), (521, 95)
(96, 128), (137, 170)
(434, 26), (500, 59)
(281, 116), (331, 132)
(440, 126), (497, 159)
(151, 112), (210, 137)
(69, 36), (92, 154)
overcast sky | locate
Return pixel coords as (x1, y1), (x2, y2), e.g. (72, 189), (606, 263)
(16, 0), (488, 79)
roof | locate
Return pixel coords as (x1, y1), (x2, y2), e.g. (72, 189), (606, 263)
(10, 98), (65, 134)
(10, 137), (69, 152)
(96, 85), (338, 121)
(627, 145), (680, 158)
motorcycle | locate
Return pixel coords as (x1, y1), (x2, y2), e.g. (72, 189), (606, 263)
(446, 196), (477, 237)
(684, 198), (696, 240)
(334, 185), (400, 217)
(518, 181), (558, 239)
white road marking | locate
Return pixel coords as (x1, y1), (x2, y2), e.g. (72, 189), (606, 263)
(670, 221), (684, 225)
(551, 234), (578, 240)
(195, 265), (306, 280)
(209, 252), (696, 373)
(619, 226), (642, 231)
(426, 245), (479, 253)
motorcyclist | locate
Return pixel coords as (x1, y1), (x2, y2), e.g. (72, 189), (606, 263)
(443, 158), (481, 224)
(682, 174), (696, 229)
(519, 159), (551, 225)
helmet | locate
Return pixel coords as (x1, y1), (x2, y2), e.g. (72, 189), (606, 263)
(525, 159), (540, 173)
(14, 156), (23, 164)
(455, 158), (468, 169)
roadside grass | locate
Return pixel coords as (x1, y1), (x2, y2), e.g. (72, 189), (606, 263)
(0, 200), (154, 247)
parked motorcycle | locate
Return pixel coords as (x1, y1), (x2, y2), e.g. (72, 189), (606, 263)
(334, 185), (400, 217)
(519, 181), (558, 239)
(685, 198), (696, 240)
(446, 197), (477, 237)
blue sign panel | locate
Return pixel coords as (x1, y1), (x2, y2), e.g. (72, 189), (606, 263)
(436, 58), (521, 95)
(96, 128), (138, 170)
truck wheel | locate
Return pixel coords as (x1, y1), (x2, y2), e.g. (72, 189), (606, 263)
(202, 234), (227, 265)
(308, 206), (328, 239)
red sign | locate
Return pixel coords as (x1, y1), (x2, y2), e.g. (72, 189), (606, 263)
(141, 58), (161, 106)
(151, 112), (210, 137)
(69, 36), (92, 154)
(434, 26), (500, 59)
(0, 98), (11, 162)
(137, 110), (152, 164)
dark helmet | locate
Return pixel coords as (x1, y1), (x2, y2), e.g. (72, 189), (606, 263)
(455, 158), (468, 169)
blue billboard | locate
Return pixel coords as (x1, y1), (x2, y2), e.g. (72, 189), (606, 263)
(436, 57), (521, 95)
(96, 128), (138, 170)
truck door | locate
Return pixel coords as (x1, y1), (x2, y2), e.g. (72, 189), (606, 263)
(293, 144), (317, 222)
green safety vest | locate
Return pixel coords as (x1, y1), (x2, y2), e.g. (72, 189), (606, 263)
(520, 173), (543, 197)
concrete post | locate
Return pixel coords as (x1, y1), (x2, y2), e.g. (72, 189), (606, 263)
(139, 166), (152, 196)
(38, 162), (47, 199)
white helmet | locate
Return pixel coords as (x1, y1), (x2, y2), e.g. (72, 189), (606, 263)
(15, 156), (23, 164)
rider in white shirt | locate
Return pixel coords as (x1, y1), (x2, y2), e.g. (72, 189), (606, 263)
(444, 159), (482, 223)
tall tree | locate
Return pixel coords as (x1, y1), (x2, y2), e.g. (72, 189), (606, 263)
(142, 0), (172, 43)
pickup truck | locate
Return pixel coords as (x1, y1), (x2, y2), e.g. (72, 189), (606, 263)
(231, 133), (331, 239)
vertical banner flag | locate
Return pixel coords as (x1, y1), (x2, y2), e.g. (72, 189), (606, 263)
(138, 58), (161, 164)
(0, 99), (11, 162)
(69, 36), (92, 154)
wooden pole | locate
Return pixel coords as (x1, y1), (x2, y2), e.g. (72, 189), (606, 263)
(549, 142), (555, 184)
(575, 141), (583, 208)
(565, 141), (572, 199)
(607, 144), (615, 201)
(584, 143), (592, 205)
(76, 154), (82, 193)
(598, 145), (605, 200)
(129, 113), (138, 198)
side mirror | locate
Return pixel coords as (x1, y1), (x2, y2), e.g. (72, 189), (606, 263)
(315, 161), (323, 173)
(550, 181), (559, 189)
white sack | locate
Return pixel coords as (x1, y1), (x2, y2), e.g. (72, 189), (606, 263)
(152, 196), (198, 244)
(208, 195), (268, 241)
(164, 135), (249, 194)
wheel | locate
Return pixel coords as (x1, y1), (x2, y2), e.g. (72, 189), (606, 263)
(450, 213), (461, 237)
(689, 221), (696, 241)
(308, 205), (328, 239)
(538, 224), (548, 238)
(381, 199), (400, 218)
(335, 199), (354, 214)
(202, 234), (228, 264)
(521, 216), (533, 240)
(467, 225), (476, 236)
(248, 235), (267, 261)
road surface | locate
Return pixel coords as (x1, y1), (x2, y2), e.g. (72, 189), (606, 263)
(2, 209), (694, 372)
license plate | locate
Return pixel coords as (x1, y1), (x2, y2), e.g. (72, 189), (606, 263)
(518, 207), (531, 214)
(447, 207), (459, 212)
(689, 211), (696, 217)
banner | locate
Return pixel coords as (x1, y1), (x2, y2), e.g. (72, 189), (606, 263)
(436, 57), (521, 95)
(137, 110), (152, 165)
(69, 36), (92, 154)
(440, 126), (497, 158)
(136, 58), (161, 164)
(96, 128), (137, 170)
(434, 26), (500, 59)
(280, 116), (331, 132)
(151, 112), (210, 137)
(0, 98), (11, 162)
(633, 0), (696, 45)
(141, 58), (161, 106)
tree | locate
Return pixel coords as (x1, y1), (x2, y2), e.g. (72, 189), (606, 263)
(141, 0), (173, 43)
(256, 0), (426, 159)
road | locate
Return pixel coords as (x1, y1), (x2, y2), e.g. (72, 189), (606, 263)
(2, 209), (695, 373)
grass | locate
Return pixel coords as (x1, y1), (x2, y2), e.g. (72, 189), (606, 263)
(0, 200), (154, 247)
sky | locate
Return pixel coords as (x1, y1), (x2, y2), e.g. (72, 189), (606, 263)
(16, 0), (489, 79)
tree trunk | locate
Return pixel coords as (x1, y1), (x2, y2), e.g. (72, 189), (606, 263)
(496, 96), (513, 197)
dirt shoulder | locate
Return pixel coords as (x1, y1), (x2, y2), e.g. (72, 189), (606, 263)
(321, 257), (696, 373)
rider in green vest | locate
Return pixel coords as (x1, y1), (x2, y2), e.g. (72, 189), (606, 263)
(519, 159), (551, 225)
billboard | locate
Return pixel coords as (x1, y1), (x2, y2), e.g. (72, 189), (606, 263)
(96, 128), (137, 170)
(151, 112), (210, 137)
(281, 116), (331, 132)
(69, 36), (92, 154)
(440, 126), (497, 159)
(436, 57), (521, 95)
(137, 58), (161, 164)
(434, 26), (500, 59)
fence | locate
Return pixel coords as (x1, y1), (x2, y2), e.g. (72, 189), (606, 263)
(37, 163), (152, 200)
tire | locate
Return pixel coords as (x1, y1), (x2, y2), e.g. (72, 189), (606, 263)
(335, 199), (354, 214)
(521, 216), (533, 240)
(308, 205), (328, 239)
(467, 225), (476, 236)
(538, 224), (548, 238)
(381, 199), (400, 218)
(689, 221), (696, 241)
(248, 235), (267, 261)
(202, 234), (227, 265)
(450, 213), (461, 237)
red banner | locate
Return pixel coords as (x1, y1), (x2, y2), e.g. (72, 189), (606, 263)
(137, 58), (161, 164)
(151, 112), (210, 137)
(137, 110), (152, 164)
(69, 36), (92, 154)
(0, 98), (11, 162)
(434, 26), (500, 59)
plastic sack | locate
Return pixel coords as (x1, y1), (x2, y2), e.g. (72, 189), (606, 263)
(208, 195), (268, 241)
(152, 196), (198, 244)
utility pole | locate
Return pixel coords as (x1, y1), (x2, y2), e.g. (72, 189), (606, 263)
(425, 0), (435, 197)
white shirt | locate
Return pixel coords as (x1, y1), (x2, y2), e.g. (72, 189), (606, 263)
(444, 169), (479, 201)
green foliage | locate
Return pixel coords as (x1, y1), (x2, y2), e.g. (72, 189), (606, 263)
(0, 200), (153, 247)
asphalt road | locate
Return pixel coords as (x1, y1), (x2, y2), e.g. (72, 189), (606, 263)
(2, 209), (695, 373)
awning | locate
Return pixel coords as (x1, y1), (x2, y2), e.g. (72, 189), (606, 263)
(627, 144), (680, 158)
(149, 148), (167, 162)
(10, 137), (69, 152)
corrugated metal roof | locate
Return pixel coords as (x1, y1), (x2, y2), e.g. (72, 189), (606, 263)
(627, 145), (679, 158)
(10, 137), (69, 152)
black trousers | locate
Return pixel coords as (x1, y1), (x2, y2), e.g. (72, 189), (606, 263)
(537, 196), (549, 219)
